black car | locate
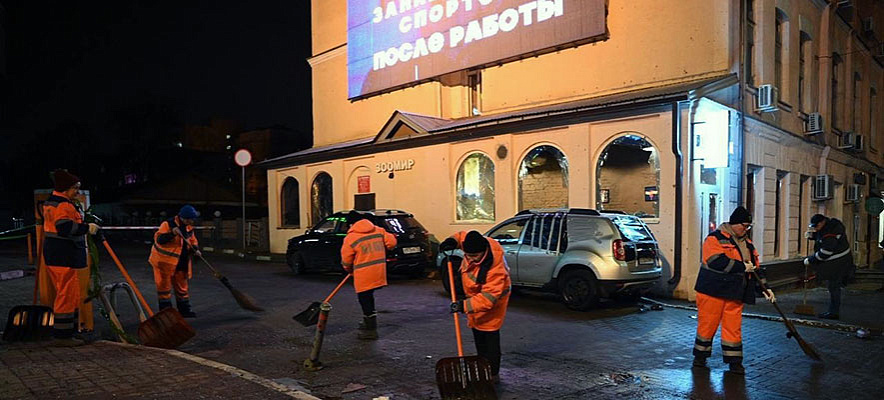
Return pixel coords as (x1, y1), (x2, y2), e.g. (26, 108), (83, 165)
(286, 210), (433, 277)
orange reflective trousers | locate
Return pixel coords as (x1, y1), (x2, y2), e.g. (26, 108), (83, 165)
(694, 292), (744, 363)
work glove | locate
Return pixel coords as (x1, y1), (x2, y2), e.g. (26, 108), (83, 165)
(193, 248), (202, 258)
(743, 261), (756, 273)
(439, 237), (458, 252)
(87, 223), (101, 235)
(449, 300), (465, 314)
(804, 230), (814, 239)
(762, 289), (776, 303)
(803, 257), (811, 266)
(172, 227), (183, 237)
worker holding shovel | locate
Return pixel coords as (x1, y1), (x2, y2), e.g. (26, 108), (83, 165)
(42, 169), (101, 346)
(693, 206), (774, 375)
(439, 230), (512, 385)
(149, 205), (200, 318)
(341, 211), (396, 340)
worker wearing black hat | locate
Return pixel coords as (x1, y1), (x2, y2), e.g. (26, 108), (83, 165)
(693, 206), (773, 375)
(804, 214), (852, 319)
(439, 230), (512, 384)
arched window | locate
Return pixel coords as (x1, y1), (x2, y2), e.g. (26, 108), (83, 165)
(311, 173), (333, 225)
(518, 145), (569, 211)
(596, 135), (660, 218)
(456, 153), (495, 221)
(281, 177), (300, 227)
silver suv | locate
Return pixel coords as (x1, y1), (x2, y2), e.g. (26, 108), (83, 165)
(437, 209), (662, 310)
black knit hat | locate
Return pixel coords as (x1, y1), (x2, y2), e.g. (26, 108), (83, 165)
(810, 214), (827, 226)
(52, 169), (80, 192)
(728, 206), (752, 225)
(462, 231), (489, 253)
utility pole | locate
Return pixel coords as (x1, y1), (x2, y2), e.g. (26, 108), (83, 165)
(234, 149), (252, 250)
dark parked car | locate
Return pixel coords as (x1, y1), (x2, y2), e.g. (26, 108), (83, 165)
(287, 210), (433, 277)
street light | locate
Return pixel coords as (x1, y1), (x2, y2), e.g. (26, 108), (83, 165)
(234, 149), (252, 250)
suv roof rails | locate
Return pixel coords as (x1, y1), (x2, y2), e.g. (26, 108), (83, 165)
(516, 208), (601, 216)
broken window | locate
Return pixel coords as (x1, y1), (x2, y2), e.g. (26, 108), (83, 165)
(311, 172), (333, 225)
(456, 153), (495, 221)
(518, 145), (569, 211)
(281, 177), (300, 228)
(596, 135), (660, 218)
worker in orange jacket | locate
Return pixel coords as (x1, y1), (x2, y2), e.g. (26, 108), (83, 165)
(693, 206), (774, 375)
(42, 169), (100, 346)
(149, 205), (200, 317)
(341, 211), (396, 340)
(440, 230), (512, 384)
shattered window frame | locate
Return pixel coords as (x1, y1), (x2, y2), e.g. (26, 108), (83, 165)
(456, 152), (496, 222)
(280, 177), (300, 228)
(311, 172), (333, 225)
(595, 134), (660, 219)
(518, 145), (570, 212)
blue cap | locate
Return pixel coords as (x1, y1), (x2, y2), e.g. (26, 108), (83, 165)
(178, 205), (198, 219)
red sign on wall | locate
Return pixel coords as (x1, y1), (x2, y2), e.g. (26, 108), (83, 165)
(357, 176), (371, 193)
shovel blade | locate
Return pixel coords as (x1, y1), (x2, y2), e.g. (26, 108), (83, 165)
(293, 302), (322, 327)
(435, 355), (497, 400)
(2, 305), (54, 342)
(137, 308), (195, 349)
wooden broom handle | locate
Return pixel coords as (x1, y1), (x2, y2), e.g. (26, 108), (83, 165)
(447, 257), (464, 357)
(101, 238), (155, 317)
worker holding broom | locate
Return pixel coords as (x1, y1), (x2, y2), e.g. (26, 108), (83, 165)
(149, 205), (200, 318)
(439, 230), (512, 384)
(341, 211), (396, 340)
(693, 206), (774, 375)
(42, 169), (101, 346)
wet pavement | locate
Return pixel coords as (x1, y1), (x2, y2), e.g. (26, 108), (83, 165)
(2, 241), (883, 399)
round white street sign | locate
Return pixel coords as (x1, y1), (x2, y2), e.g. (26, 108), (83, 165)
(234, 149), (252, 167)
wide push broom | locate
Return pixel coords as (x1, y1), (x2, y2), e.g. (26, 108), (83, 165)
(435, 257), (497, 400)
(753, 271), (822, 361)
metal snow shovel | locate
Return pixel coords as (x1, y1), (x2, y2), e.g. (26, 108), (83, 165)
(293, 274), (351, 326)
(435, 257), (497, 400)
(100, 235), (195, 349)
(753, 271), (822, 361)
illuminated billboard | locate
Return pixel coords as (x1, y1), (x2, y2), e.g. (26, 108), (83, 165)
(347, 0), (607, 99)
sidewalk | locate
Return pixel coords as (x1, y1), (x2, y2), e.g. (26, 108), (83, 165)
(0, 341), (319, 400)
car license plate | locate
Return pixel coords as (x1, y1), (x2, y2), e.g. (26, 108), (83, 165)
(402, 247), (421, 254)
(638, 257), (654, 265)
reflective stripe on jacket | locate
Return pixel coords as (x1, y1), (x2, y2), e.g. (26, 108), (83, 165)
(42, 192), (88, 269)
(810, 218), (851, 263)
(341, 219), (397, 293)
(449, 231), (512, 331)
(149, 217), (198, 277)
(694, 227), (761, 304)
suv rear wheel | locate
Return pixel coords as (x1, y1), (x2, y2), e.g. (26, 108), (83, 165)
(559, 269), (599, 311)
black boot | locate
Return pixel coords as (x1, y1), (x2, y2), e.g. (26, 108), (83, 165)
(692, 356), (709, 370)
(357, 314), (378, 340)
(728, 362), (745, 375)
(158, 299), (173, 311)
(176, 300), (196, 318)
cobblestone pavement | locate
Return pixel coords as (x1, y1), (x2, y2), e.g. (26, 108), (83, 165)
(2, 243), (884, 399)
(0, 342), (307, 399)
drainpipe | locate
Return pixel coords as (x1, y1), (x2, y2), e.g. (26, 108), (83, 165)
(668, 101), (683, 286)
(818, 146), (831, 214)
(738, 0), (746, 206)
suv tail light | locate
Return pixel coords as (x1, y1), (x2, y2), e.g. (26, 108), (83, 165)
(613, 239), (626, 261)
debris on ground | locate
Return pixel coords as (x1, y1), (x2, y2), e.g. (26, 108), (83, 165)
(605, 372), (641, 385)
(0, 269), (25, 281)
(690, 314), (697, 319)
(856, 329), (871, 339)
(650, 304), (664, 311)
(342, 383), (367, 394)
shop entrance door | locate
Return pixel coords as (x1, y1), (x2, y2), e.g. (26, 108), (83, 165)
(354, 194), (375, 211)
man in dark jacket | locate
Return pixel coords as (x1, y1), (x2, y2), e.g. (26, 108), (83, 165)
(804, 214), (852, 320)
(693, 206), (773, 375)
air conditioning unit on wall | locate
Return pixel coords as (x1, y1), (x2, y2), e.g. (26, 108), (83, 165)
(846, 184), (860, 203)
(804, 113), (823, 134)
(838, 132), (856, 149)
(813, 175), (834, 201)
(755, 84), (779, 112)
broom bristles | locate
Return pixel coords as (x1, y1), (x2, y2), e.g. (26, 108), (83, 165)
(230, 287), (264, 312)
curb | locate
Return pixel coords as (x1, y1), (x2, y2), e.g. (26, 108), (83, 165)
(99, 341), (321, 399)
(639, 297), (881, 335)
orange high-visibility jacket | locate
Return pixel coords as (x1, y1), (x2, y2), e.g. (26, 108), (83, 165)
(694, 228), (761, 304)
(449, 231), (512, 331)
(149, 216), (199, 278)
(42, 192), (88, 269)
(341, 219), (397, 293)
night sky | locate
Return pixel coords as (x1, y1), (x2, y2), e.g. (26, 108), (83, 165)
(0, 1), (312, 220)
